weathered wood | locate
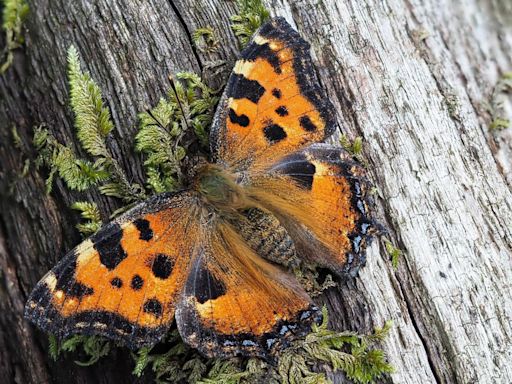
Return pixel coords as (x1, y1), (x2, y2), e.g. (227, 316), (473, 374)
(1, 0), (511, 383)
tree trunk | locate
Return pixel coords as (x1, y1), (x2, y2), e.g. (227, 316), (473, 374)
(1, 0), (511, 383)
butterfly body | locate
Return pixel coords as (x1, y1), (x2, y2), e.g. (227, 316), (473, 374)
(25, 17), (374, 359)
(194, 164), (252, 213)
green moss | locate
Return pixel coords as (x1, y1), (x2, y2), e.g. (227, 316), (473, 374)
(279, 308), (394, 384)
(230, 0), (270, 48)
(339, 134), (367, 167)
(67, 46), (114, 157)
(490, 118), (510, 130)
(33, 125), (110, 193)
(48, 334), (60, 361)
(68, 46), (146, 203)
(136, 72), (218, 193)
(48, 334), (112, 366)
(1, 0), (29, 73)
(384, 238), (402, 269)
(193, 27), (219, 54)
(489, 72), (512, 131)
(71, 201), (102, 236)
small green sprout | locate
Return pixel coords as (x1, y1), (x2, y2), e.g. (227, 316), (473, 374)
(340, 134), (367, 166)
(489, 72), (512, 131)
(384, 238), (402, 269)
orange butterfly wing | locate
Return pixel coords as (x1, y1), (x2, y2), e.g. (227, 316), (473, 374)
(175, 221), (320, 358)
(25, 192), (201, 348)
(253, 144), (374, 277)
(210, 17), (335, 171)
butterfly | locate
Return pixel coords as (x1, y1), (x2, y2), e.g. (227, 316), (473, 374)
(24, 17), (373, 359)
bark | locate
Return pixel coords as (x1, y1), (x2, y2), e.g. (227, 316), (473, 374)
(1, 0), (511, 383)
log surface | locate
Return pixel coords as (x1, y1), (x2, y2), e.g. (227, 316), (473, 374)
(0, 0), (511, 383)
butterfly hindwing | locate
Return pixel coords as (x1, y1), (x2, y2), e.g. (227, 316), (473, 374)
(211, 17), (335, 171)
(248, 144), (374, 277)
(24, 192), (201, 348)
(176, 221), (321, 358)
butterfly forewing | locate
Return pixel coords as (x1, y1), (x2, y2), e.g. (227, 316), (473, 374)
(210, 17), (335, 171)
(24, 192), (201, 349)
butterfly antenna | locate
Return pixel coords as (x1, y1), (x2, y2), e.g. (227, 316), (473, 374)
(146, 109), (166, 129)
(168, 74), (191, 132)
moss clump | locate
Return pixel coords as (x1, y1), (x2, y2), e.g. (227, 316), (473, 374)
(230, 0), (270, 48)
(71, 201), (102, 236)
(48, 334), (111, 366)
(339, 134), (368, 167)
(136, 73), (218, 193)
(33, 125), (110, 194)
(68, 46), (146, 203)
(192, 27), (220, 54)
(383, 238), (402, 269)
(277, 307), (394, 384)
(1, 0), (29, 73)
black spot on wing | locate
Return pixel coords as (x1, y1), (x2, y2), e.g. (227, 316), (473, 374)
(263, 123), (287, 144)
(275, 106), (289, 116)
(227, 74), (265, 104)
(152, 254), (174, 279)
(194, 266), (226, 304)
(243, 43), (281, 74)
(92, 224), (127, 270)
(143, 298), (163, 318)
(110, 277), (123, 288)
(274, 152), (316, 190)
(131, 275), (144, 290)
(133, 219), (153, 241)
(299, 115), (317, 132)
(272, 88), (282, 99)
(228, 108), (250, 127)
(289, 161), (316, 190)
(68, 282), (94, 298)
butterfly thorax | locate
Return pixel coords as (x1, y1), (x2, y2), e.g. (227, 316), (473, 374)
(194, 164), (252, 213)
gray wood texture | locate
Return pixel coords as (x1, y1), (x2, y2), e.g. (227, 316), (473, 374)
(0, 0), (511, 383)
